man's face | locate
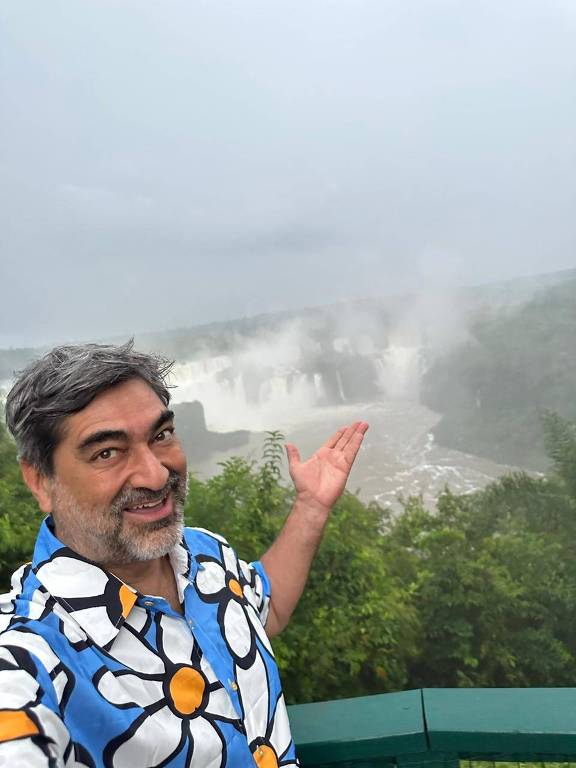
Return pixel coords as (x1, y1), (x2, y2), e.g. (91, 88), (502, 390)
(44, 378), (188, 566)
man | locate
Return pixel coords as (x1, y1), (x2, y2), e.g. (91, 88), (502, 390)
(0, 342), (368, 768)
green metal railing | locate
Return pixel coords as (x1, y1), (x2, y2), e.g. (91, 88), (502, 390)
(288, 689), (576, 768)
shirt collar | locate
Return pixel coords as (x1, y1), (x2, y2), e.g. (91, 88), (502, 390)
(31, 517), (198, 649)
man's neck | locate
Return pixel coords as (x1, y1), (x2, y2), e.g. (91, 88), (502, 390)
(107, 555), (183, 615)
(48, 517), (184, 615)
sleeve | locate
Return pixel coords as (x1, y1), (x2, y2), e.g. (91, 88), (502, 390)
(0, 645), (72, 768)
(239, 558), (271, 627)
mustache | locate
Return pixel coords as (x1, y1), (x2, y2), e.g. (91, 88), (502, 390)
(111, 470), (186, 513)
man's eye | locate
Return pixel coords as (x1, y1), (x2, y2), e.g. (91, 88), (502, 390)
(95, 448), (118, 461)
(155, 428), (175, 443)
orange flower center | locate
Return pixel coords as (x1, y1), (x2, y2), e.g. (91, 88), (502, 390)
(169, 667), (205, 715)
(253, 744), (279, 768)
(228, 578), (244, 598)
(0, 710), (39, 743)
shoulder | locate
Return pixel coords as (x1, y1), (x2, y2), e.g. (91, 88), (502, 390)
(0, 568), (64, 678)
(182, 526), (235, 556)
(0, 562), (34, 631)
(182, 526), (257, 575)
(181, 527), (243, 579)
(0, 564), (78, 672)
(182, 527), (271, 615)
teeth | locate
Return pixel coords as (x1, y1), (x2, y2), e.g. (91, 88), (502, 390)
(129, 496), (165, 511)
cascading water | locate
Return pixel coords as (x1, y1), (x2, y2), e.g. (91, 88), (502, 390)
(171, 332), (425, 432)
(169, 327), (515, 509)
(377, 344), (424, 400)
(172, 358), (323, 432)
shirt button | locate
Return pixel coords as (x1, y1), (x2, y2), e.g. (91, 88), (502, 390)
(230, 680), (238, 691)
(187, 619), (194, 629)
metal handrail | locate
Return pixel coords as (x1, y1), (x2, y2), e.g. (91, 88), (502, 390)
(288, 688), (576, 767)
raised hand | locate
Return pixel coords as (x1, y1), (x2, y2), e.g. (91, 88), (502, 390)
(285, 421), (369, 512)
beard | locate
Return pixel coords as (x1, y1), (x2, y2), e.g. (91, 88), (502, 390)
(50, 470), (188, 566)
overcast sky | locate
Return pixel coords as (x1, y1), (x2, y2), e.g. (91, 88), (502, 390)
(1, 0), (575, 348)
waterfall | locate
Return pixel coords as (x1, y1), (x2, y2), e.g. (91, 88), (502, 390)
(377, 344), (422, 400)
(170, 328), (425, 432)
(172, 358), (324, 431)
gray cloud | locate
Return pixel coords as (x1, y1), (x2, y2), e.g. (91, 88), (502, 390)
(1, 0), (575, 347)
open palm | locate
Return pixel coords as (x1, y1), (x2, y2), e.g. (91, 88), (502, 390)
(286, 421), (369, 511)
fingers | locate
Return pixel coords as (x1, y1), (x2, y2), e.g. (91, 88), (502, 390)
(295, 421), (369, 465)
(323, 427), (346, 449)
(334, 422), (358, 451)
(285, 443), (301, 466)
(342, 426), (368, 465)
(334, 421), (368, 451)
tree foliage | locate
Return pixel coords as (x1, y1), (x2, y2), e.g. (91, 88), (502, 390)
(387, 481), (576, 688)
(185, 432), (418, 703)
(0, 422), (42, 589)
(421, 279), (576, 469)
(3, 419), (576, 702)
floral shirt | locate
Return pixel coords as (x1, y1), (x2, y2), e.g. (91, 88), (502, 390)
(0, 518), (298, 768)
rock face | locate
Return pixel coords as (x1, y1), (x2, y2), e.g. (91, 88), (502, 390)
(172, 401), (250, 461)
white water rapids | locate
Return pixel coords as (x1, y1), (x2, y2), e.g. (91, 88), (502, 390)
(171, 344), (516, 510)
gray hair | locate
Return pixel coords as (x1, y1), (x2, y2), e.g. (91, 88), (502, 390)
(5, 340), (174, 475)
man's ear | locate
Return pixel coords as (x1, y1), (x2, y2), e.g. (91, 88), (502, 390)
(20, 461), (54, 514)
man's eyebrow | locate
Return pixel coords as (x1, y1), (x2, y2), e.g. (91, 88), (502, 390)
(77, 429), (128, 452)
(150, 409), (175, 436)
(77, 410), (174, 452)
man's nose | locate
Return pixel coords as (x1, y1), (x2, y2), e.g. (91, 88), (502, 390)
(127, 446), (170, 491)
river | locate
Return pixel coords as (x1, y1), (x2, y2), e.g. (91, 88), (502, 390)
(173, 392), (519, 511)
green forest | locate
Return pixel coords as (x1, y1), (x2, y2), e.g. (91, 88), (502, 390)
(2, 417), (576, 704)
(422, 278), (576, 470)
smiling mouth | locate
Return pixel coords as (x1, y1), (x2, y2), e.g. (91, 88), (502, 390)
(123, 493), (173, 521)
(125, 495), (167, 512)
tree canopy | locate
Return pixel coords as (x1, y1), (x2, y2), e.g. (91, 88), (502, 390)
(422, 279), (576, 469)
(2, 420), (576, 702)
(0, 423), (43, 589)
